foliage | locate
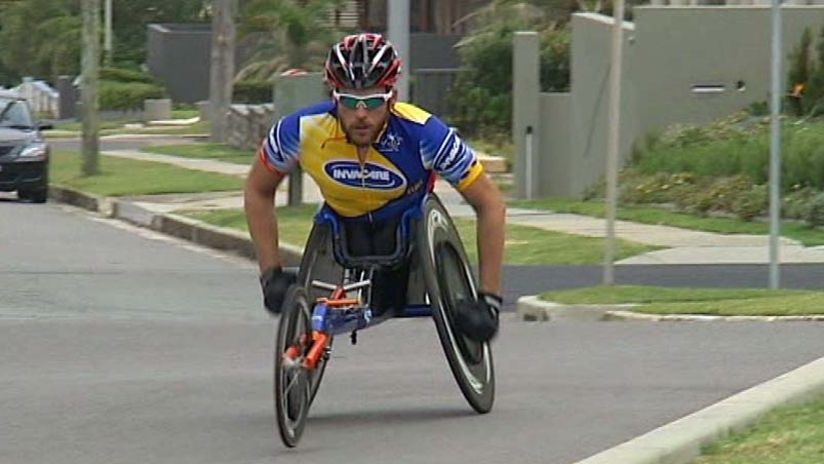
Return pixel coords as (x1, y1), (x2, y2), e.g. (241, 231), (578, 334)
(99, 67), (159, 84)
(0, 0), (81, 81)
(0, 0), (206, 82)
(99, 81), (165, 110)
(236, 0), (348, 82)
(787, 24), (824, 118)
(448, 2), (571, 135)
(805, 191), (824, 227)
(233, 79), (274, 104)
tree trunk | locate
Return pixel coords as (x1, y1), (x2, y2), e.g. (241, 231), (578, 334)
(81, 0), (100, 176)
(209, 0), (236, 143)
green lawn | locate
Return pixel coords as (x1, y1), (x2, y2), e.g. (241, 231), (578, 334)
(141, 143), (254, 164)
(50, 150), (243, 196)
(691, 394), (824, 463)
(539, 285), (824, 316)
(181, 208), (661, 265)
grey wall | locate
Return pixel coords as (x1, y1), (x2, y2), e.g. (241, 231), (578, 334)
(518, 6), (824, 198)
(567, 13), (638, 197)
(146, 24), (212, 104)
(633, 6), (824, 131)
(147, 26), (463, 105)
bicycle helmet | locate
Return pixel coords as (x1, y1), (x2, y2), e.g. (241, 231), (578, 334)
(324, 33), (402, 90)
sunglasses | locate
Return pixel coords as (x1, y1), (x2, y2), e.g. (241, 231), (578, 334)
(333, 90), (392, 110)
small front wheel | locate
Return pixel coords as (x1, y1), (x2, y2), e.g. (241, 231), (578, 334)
(274, 285), (323, 447)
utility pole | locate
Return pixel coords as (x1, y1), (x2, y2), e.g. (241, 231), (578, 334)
(81, 0), (100, 176)
(209, 0), (236, 143)
(104, 0), (113, 67)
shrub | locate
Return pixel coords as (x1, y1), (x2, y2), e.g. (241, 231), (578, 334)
(99, 67), (158, 85)
(680, 175), (755, 215)
(783, 185), (819, 219)
(99, 81), (164, 110)
(234, 80), (273, 104)
(448, 16), (571, 136)
(732, 184), (768, 221)
(804, 192), (824, 228)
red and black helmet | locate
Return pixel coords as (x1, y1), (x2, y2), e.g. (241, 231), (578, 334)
(324, 33), (402, 90)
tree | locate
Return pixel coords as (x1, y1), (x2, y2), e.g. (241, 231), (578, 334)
(0, 0), (81, 81)
(235, 0), (349, 81)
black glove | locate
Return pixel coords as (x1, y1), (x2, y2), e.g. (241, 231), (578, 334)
(259, 267), (297, 315)
(454, 291), (502, 342)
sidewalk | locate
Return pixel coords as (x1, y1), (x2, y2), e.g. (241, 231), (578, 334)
(97, 149), (824, 266)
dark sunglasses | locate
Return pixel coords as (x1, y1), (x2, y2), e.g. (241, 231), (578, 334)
(333, 90), (392, 110)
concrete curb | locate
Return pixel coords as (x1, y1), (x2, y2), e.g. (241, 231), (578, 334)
(515, 295), (636, 322)
(50, 186), (304, 267)
(572, 356), (824, 464)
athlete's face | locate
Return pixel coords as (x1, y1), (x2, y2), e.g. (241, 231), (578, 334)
(335, 87), (395, 147)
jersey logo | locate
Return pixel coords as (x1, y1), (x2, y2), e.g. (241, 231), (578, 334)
(379, 132), (403, 152)
(324, 161), (406, 190)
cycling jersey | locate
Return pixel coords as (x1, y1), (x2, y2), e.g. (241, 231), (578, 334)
(258, 100), (484, 221)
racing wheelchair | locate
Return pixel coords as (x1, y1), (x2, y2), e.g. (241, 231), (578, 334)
(273, 193), (495, 447)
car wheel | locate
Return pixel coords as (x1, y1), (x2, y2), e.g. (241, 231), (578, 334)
(19, 187), (48, 204)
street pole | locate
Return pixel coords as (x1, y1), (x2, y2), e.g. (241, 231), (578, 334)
(81, 0), (100, 176)
(104, 0), (113, 67)
(603, 0), (625, 286)
(387, 0), (410, 101)
(768, 0), (783, 289)
(209, 0), (236, 143)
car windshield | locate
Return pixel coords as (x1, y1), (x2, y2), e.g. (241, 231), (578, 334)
(0, 98), (35, 129)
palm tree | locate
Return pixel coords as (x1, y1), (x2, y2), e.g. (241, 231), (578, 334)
(236, 0), (351, 81)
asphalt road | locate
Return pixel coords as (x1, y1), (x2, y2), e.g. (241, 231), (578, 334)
(3, 199), (824, 464)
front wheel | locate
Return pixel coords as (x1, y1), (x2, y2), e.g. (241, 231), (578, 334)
(274, 285), (325, 447)
(417, 195), (495, 413)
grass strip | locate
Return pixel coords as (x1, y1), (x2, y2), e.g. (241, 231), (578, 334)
(182, 208), (661, 265)
(540, 285), (824, 316)
(141, 143), (254, 164)
(51, 150), (243, 196)
(691, 393), (824, 464)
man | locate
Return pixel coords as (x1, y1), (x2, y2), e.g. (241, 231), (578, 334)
(244, 33), (505, 342)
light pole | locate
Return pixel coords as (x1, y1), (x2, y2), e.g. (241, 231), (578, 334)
(104, 0), (113, 66)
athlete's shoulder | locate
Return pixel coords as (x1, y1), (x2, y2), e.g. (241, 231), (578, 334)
(391, 101), (434, 125)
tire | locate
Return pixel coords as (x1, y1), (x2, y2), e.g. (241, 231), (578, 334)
(295, 222), (337, 404)
(416, 195), (495, 414)
(274, 285), (321, 447)
(19, 186), (47, 204)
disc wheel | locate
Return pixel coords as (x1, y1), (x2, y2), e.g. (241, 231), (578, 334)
(417, 195), (495, 413)
(274, 285), (324, 447)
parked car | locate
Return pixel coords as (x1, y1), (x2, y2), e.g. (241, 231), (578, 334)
(0, 89), (52, 203)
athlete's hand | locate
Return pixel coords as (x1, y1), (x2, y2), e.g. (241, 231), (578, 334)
(454, 292), (501, 342)
(259, 267), (297, 315)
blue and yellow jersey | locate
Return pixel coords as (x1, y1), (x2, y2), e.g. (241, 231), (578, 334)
(258, 100), (484, 221)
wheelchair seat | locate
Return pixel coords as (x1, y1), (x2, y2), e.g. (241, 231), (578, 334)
(314, 202), (423, 272)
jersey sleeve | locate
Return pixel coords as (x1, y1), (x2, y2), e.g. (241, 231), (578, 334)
(259, 112), (301, 175)
(419, 115), (484, 191)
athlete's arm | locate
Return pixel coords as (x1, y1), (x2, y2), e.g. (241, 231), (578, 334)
(418, 111), (506, 295)
(459, 173), (506, 295)
(244, 148), (288, 272)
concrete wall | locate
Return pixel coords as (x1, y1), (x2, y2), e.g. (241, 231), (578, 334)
(518, 6), (824, 198)
(147, 24), (212, 104)
(633, 6), (824, 131)
(147, 26), (462, 105)
(567, 13), (638, 197)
